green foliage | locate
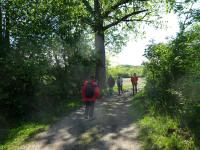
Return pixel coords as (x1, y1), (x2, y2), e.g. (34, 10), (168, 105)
(0, 0), (95, 139)
(108, 65), (144, 78)
(130, 91), (147, 121)
(143, 11), (200, 146)
(0, 99), (82, 150)
(0, 0), (198, 148)
(131, 92), (197, 149)
(0, 123), (48, 150)
(144, 23), (200, 106)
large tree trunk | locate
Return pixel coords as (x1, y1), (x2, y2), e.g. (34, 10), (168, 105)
(94, 0), (106, 89)
(95, 30), (106, 89)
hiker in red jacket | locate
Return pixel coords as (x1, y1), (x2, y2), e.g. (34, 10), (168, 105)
(81, 76), (100, 120)
(131, 73), (139, 95)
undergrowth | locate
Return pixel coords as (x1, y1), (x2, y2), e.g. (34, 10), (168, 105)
(139, 115), (196, 150)
(0, 99), (83, 150)
(132, 92), (197, 150)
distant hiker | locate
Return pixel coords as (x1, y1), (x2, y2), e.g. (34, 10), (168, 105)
(107, 75), (115, 95)
(131, 73), (138, 95)
(82, 76), (100, 120)
(117, 76), (123, 95)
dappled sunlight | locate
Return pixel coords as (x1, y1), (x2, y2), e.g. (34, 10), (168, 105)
(1, 0), (199, 149)
(101, 125), (141, 150)
(21, 89), (143, 150)
(18, 79), (147, 150)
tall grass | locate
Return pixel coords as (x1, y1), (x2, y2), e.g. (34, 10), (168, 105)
(131, 92), (197, 150)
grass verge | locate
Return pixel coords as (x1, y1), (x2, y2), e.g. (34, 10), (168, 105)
(0, 123), (48, 150)
(132, 92), (197, 150)
(0, 99), (83, 150)
(139, 115), (196, 150)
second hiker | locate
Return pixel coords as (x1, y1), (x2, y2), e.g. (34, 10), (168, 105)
(107, 75), (115, 96)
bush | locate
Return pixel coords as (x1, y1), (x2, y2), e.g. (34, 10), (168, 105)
(143, 24), (200, 147)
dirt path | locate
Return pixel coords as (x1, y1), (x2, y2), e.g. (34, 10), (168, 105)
(21, 82), (144, 150)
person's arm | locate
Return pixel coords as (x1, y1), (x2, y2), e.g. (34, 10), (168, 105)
(92, 82), (100, 98)
(81, 85), (86, 98)
(81, 81), (88, 98)
(95, 86), (100, 98)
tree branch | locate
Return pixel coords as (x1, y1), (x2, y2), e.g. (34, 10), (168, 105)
(123, 19), (151, 22)
(103, 9), (148, 30)
(102, 0), (130, 18)
(123, 12), (151, 22)
(102, 0), (148, 18)
(81, 0), (94, 15)
(80, 16), (94, 26)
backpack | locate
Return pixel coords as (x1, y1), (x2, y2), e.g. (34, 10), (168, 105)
(85, 81), (95, 98)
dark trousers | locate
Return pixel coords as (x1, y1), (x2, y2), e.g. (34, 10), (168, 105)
(132, 83), (137, 94)
(84, 101), (95, 118)
(117, 84), (123, 95)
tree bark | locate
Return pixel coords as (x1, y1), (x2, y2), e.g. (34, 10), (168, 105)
(94, 0), (106, 89)
(95, 30), (106, 89)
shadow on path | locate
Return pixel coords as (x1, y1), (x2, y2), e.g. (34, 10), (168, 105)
(21, 91), (143, 150)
